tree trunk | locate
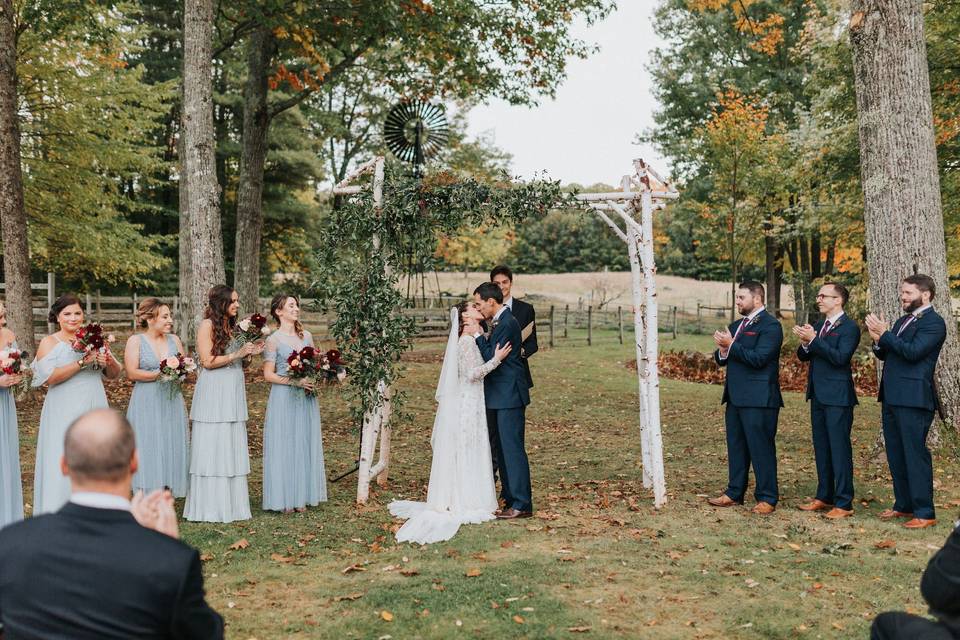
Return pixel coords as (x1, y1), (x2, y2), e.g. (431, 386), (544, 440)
(773, 244), (784, 314)
(763, 224), (777, 314)
(182, 0), (224, 326)
(176, 110), (194, 348)
(233, 26), (273, 314)
(850, 0), (960, 432)
(0, 0), (34, 353)
(824, 238), (836, 275)
(810, 230), (822, 279)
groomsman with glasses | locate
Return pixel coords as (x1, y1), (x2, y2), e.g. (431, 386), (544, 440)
(865, 274), (946, 530)
(794, 282), (860, 519)
(708, 281), (784, 515)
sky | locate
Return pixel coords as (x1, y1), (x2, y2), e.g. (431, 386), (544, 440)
(465, 1), (667, 188)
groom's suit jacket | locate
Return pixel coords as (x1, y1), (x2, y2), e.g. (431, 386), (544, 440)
(477, 307), (530, 410)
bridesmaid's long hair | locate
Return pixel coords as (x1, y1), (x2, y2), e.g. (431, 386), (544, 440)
(205, 285), (236, 356)
(269, 293), (304, 339)
(455, 301), (471, 337)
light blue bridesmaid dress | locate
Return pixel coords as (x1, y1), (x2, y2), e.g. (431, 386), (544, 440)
(0, 340), (24, 528)
(183, 338), (251, 522)
(262, 331), (327, 511)
(31, 337), (109, 514)
(126, 333), (189, 497)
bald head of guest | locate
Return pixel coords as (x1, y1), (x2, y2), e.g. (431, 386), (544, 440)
(60, 408), (139, 497)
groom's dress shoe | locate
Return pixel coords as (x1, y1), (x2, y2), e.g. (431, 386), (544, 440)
(496, 508), (532, 520)
(707, 494), (741, 507)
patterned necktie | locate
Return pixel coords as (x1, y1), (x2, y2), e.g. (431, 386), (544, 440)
(896, 314), (916, 336)
(732, 317), (748, 342)
(819, 319), (832, 338)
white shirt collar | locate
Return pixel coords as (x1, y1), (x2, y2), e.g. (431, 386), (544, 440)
(493, 306), (508, 322)
(503, 297), (513, 309)
(912, 304), (933, 318)
(825, 310), (845, 325)
(742, 306), (765, 322)
(70, 492), (131, 511)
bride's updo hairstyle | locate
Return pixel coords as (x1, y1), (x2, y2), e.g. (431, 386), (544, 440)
(455, 301), (471, 337)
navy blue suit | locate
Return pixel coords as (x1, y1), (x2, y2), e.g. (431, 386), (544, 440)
(796, 313), (860, 509)
(477, 307), (532, 512)
(873, 308), (946, 520)
(714, 309), (783, 505)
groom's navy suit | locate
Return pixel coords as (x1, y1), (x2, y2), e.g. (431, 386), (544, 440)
(873, 306), (946, 520)
(714, 308), (783, 505)
(796, 313), (860, 510)
(477, 307), (532, 512)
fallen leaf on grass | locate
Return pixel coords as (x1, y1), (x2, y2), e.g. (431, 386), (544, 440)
(745, 579), (759, 588)
(342, 563), (367, 574)
(513, 615), (525, 624)
(874, 540), (896, 550)
(400, 568), (419, 577)
(199, 552), (214, 562)
(787, 543), (802, 551)
(568, 626), (591, 633)
(229, 538), (250, 551)
(501, 541), (515, 549)
(380, 610), (394, 622)
(270, 553), (295, 564)
(832, 622), (844, 630)
(465, 568), (483, 577)
(333, 593), (363, 602)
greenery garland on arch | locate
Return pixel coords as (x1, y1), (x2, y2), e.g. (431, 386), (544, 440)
(313, 163), (572, 427)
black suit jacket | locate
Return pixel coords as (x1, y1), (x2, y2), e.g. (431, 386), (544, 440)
(713, 309), (784, 408)
(921, 527), (960, 636)
(476, 307), (531, 410)
(796, 313), (860, 407)
(509, 298), (538, 387)
(873, 309), (946, 411)
(0, 503), (223, 640)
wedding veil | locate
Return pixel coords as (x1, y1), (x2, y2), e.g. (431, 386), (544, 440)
(431, 306), (461, 448)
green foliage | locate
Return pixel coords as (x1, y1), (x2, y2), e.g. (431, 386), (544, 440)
(16, 7), (174, 287)
(506, 209), (629, 273)
(313, 164), (570, 425)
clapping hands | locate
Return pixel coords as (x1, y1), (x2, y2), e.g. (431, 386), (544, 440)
(131, 488), (179, 539)
(713, 328), (733, 350)
(864, 313), (889, 342)
(792, 324), (816, 344)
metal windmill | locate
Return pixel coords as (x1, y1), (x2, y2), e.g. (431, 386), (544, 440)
(383, 100), (449, 176)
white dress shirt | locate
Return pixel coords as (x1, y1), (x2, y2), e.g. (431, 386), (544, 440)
(70, 491), (132, 511)
(718, 306), (765, 360)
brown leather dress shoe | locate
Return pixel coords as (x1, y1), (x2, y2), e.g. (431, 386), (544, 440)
(707, 494), (742, 507)
(751, 502), (775, 515)
(878, 509), (913, 520)
(824, 507), (853, 519)
(903, 518), (937, 529)
(496, 508), (533, 520)
(797, 499), (834, 512)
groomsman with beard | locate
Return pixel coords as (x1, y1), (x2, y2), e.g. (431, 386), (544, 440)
(866, 274), (946, 530)
(793, 282), (860, 519)
(708, 281), (784, 515)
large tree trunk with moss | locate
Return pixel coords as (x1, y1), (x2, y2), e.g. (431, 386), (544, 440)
(182, 0), (224, 325)
(850, 0), (960, 434)
(0, 0), (35, 353)
(233, 26), (273, 314)
(177, 112), (194, 348)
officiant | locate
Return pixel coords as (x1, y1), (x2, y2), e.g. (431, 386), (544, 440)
(490, 265), (538, 387)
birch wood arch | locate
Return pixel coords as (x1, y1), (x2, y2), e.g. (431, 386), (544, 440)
(333, 157), (678, 508)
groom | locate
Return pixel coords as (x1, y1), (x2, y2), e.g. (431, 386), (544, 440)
(473, 282), (532, 519)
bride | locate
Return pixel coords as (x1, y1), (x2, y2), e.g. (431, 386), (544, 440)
(388, 301), (511, 544)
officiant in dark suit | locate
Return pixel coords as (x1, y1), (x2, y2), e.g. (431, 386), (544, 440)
(0, 409), (223, 639)
(474, 282), (532, 519)
(866, 273), (946, 530)
(794, 282), (860, 519)
(490, 265), (538, 387)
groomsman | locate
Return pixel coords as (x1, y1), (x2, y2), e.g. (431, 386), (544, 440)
(794, 282), (860, 519)
(866, 274), (946, 530)
(709, 281), (784, 514)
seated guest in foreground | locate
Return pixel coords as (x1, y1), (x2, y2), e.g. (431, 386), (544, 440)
(0, 409), (224, 639)
(709, 281), (784, 514)
(794, 282), (860, 519)
(872, 524), (960, 639)
(866, 274), (946, 529)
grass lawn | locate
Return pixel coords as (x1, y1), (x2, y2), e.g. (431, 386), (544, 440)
(11, 332), (960, 638)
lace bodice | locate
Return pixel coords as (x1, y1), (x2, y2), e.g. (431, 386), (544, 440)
(458, 336), (500, 383)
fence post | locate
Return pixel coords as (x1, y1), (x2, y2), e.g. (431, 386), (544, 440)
(563, 304), (569, 338)
(672, 305), (678, 339)
(587, 305), (593, 346)
(696, 303), (702, 335)
(46, 272), (56, 334)
(549, 305), (555, 348)
(617, 305), (623, 345)
(132, 293), (138, 329)
(96, 290), (102, 320)
(85, 293), (92, 316)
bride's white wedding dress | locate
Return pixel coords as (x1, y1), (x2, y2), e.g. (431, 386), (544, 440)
(389, 309), (500, 544)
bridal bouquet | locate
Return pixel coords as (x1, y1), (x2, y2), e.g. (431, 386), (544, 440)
(158, 353), (197, 398)
(286, 346), (346, 396)
(72, 323), (116, 370)
(235, 313), (271, 346)
(0, 347), (31, 399)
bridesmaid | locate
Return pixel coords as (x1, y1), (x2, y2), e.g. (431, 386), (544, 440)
(0, 301), (24, 527)
(262, 294), (327, 513)
(184, 285), (262, 522)
(124, 298), (189, 498)
(32, 294), (121, 514)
